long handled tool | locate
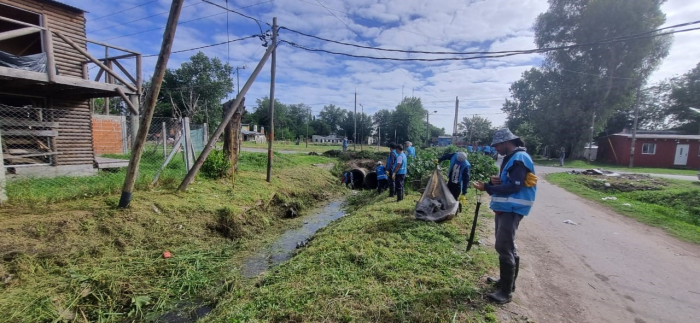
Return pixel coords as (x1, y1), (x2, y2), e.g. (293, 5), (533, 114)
(466, 190), (482, 252)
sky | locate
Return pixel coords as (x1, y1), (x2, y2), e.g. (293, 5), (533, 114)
(61, 0), (700, 134)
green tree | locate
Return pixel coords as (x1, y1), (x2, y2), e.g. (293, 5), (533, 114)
(318, 104), (347, 134)
(457, 115), (494, 145)
(668, 63), (700, 134)
(373, 109), (394, 145)
(392, 97), (427, 145)
(505, 0), (672, 156)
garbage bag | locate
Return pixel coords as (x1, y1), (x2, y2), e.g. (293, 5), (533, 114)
(0, 50), (47, 72)
(415, 169), (459, 222)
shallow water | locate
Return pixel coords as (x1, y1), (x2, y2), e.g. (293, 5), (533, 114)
(240, 199), (346, 278)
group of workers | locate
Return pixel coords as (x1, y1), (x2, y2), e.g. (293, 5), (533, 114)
(375, 141), (415, 201)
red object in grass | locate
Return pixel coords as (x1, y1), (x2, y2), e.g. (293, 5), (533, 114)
(163, 251), (172, 258)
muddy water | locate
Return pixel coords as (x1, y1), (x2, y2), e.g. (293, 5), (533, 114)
(241, 199), (346, 278)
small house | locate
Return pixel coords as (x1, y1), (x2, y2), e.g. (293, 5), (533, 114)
(437, 136), (453, 147)
(312, 134), (346, 144)
(597, 132), (700, 169)
(0, 0), (141, 177)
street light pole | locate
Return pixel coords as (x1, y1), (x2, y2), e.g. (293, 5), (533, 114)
(235, 65), (246, 94)
(306, 107), (310, 148)
(359, 103), (364, 151)
(426, 110), (437, 147)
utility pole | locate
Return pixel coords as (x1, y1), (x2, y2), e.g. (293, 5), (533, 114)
(378, 125), (380, 151)
(426, 111), (430, 147)
(266, 17), (277, 183)
(588, 111), (596, 162)
(235, 65), (246, 94)
(629, 83), (643, 167)
(453, 96), (459, 144)
(360, 103), (364, 151)
(354, 89), (357, 151)
(178, 40), (277, 191)
(119, 0), (184, 208)
(306, 107), (310, 148)
(467, 115), (473, 147)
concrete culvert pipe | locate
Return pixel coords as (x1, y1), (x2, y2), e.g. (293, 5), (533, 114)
(363, 172), (378, 189)
(350, 168), (367, 189)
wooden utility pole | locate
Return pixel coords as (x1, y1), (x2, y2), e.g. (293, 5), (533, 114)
(360, 103), (364, 151)
(354, 89), (357, 151)
(306, 107), (310, 148)
(453, 96), (459, 144)
(629, 83), (643, 167)
(178, 28), (277, 191)
(0, 130), (7, 204)
(118, 0), (184, 208)
(266, 17), (277, 183)
(425, 112), (430, 147)
(587, 111), (596, 161)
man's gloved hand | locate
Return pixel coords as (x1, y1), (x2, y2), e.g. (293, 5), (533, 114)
(524, 172), (538, 187)
(433, 159), (439, 165)
(385, 171), (389, 176)
(458, 195), (467, 204)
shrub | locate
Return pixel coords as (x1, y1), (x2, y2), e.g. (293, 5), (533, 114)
(200, 150), (232, 179)
(406, 145), (498, 189)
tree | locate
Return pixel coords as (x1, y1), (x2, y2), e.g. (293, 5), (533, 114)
(157, 52), (233, 131)
(458, 115), (494, 145)
(392, 97), (427, 145)
(249, 97), (291, 139)
(668, 63), (700, 134)
(373, 109), (394, 145)
(318, 104), (347, 134)
(504, 0), (672, 157)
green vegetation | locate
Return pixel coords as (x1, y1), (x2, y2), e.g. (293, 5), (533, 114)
(408, 146), (499, 190)
(200, 149), (232, 179)
(547, 173), (700, 244)
(0, 154), (342, 322)
(204, 189), (498, 323)
(534, 158), (699, 176)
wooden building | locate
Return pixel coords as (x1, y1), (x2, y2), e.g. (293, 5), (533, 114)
(0, 0), (141, 177)
(597, 132), (700, 169)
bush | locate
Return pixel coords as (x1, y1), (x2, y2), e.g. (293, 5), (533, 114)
(406, 145), (498, 189)
(200, 150), (232, 179)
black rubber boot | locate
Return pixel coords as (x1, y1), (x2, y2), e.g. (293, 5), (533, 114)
(487, 256), (519, 292)
(488, 261), (514, 304)
(396, 189), (403, 202)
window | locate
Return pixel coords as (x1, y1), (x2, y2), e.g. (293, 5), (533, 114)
(641, 143), (656, 155)
(0, 3), (43, 56)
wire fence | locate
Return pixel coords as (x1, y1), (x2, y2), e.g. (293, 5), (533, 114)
(1, 107), (209, 204)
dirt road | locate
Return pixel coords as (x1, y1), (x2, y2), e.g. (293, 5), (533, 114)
(494, 168), (700, 323)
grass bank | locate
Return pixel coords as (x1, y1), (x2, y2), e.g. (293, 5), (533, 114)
(203, 189), (499, 323)
(534, 158), (699, 176)
(0, 154), (342, 322)
(547, 173), (700, 244)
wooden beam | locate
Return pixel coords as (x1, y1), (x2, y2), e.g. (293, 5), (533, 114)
(0, 118), (59, 128)
(0, 129), (7, 204)
(86, 39), (141, 55)
(0, 16), (43, 30)
(2, 129), (58, 137)
(90, 53), (137, 62)
(52, 31), (137, 92)
(81, 62), (88, 79)
(0, 27), (40, 42)
(41, 15), (56, 83)
(115, 87), (139, 115)
(93, 68), (104, 82)
(0, 66), (136, 95)
(112, 59), (137, 85)
(136, 54), (142, 94)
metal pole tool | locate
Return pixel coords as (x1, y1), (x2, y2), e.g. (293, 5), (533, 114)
(467, 189), (482, 252)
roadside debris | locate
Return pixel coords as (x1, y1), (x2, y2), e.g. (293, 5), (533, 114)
(622, 203), (632, 207)
(601, 196), (618, 201)
(563, 219), (578, 225)
(163, 251), (172, 258)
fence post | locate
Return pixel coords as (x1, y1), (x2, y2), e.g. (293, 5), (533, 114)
(183, 117), (194, 171)
(203, 123), (208, 141)
(0, 129), (7, 204)
(162, 121), (167, 158)
(121, 116), (128, 154)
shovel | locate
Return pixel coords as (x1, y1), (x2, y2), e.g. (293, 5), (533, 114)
(466, 190), (482, 252)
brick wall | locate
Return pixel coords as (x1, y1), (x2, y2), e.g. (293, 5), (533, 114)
(91, 115), (124, 155)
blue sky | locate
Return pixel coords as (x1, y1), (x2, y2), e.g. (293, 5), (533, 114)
(63, 0), (700, 133)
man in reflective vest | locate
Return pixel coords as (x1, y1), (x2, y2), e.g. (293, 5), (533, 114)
(386, 143), (398, 197)
(405, 141), (416, 158)
(473, 128), (537, 304)
(392, 144), (408, 202)
(436, 151), (471, 212)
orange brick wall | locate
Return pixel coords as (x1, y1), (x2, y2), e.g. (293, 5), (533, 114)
(92, 116), (123, 155)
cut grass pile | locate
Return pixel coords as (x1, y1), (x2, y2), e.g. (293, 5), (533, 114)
(547, 173), (700, 244)
(534, 158), (699, 176)
(203, 189), (499, 323)
(0, 154), (342, 322)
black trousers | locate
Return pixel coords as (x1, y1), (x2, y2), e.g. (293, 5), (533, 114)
(377, 179), (388, 194)
(494, 212), (524, 266)
(388, 171), (395, 196)
(447, 181), (460, 200)
(395, 174), (406, 198)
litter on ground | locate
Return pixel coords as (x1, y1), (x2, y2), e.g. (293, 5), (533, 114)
(602, 196), (618, 201)
(622, 203), (632, 206)
(563, 219), (578, 225)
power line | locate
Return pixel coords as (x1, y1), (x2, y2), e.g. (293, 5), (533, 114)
(281, 26), (700, 61)
(294, 0), (448, 42)
(99, 1), (274, 42)
(89, 0), (159, 21)
(89, 2), (202, 33)
(142, 35), (261, 57)
(311, 0), (449, 108)
(200, 0), (267, 34)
